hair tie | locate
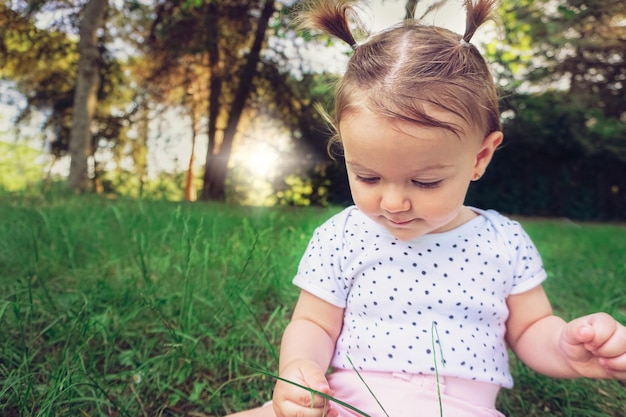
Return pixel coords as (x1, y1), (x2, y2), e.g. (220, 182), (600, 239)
(460, 38), (472, 48)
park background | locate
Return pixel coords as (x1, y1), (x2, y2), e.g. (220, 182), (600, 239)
(0, 0), (625, 416)
(0, 0), (624, 219)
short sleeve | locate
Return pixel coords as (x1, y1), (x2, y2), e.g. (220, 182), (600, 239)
(478, 209), (548, 295)
(506, 223), (547, 295)
(292, 211), (351, 308)
(500, 216), (547, 294)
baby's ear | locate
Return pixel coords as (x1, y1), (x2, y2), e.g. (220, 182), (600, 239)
(474, 131), (503, 175)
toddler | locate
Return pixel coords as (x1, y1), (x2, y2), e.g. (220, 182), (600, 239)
(229, 0), (626, 416)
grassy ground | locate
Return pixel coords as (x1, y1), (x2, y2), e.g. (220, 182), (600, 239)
(0, 193), (625, 416)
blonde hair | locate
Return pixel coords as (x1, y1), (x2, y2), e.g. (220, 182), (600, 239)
(299, 0), (500, 154)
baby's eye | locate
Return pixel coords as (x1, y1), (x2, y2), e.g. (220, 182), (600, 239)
(356, 175), (380, 184)
(412, 179), (442, 189)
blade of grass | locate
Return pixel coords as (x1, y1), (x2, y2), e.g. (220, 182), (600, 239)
(431, 321), (446, 417)
(346, 356), (389, 417)
(252, 367), (372, 417)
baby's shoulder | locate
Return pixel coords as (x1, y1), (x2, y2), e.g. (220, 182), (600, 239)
(473, 208), (526, 237)
(472, 208), (538, 260)
(314, 205), (370, 238)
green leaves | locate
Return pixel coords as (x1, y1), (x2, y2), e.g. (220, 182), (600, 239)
(557, 4), (577, 20)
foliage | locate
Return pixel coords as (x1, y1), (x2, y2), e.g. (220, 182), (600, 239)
(143, 0), (346, 203)
(0, 153), (199, 203)
(465, 0), (626, 220)
(276, 174), (317, 206)
(0, 195), (625, 416)
(0, 2), (78, 141)
(466, 91), (626, 220)
(2, 0), (624, 217)
(488, 0), (625, 142)
(146, 0), (277, 201)
(0, 0), (166, 192)
(490, 0), (625, 111)
(0, 142), (44, 192)
(99, 169), (203, 201)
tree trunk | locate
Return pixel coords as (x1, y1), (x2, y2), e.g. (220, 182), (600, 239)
(200, 2), (223, 201)
(135, 102), (149, 198)
(68, 0), (107, 192)
(185, 109), (199, 202)
(200, 0), (275, 201)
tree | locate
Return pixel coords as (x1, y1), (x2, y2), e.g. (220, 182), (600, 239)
(491, 0), (625, 119)
(67, 0), (108, 192)
(201, 0), (275, 201)
(0, 2), (78, 143)
(487, 0), (626, 162)
(1, 0), (349, 203)
(468, 0), (626, 220)
(1, 0), (154, 194)
(148, 0), (283, 202)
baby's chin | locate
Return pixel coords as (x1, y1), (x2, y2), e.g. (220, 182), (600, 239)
(374, 218), (430, 241)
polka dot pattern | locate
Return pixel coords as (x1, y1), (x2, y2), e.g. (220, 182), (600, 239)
(293, 206), (547, 388)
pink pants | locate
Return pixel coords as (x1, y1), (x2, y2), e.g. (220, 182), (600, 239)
(325, 370), (505, 417)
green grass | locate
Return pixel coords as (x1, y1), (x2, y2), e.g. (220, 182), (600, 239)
(0, 193), (625, 416)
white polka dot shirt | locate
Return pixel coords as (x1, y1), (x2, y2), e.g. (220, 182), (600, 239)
(293, 206), (547, 388)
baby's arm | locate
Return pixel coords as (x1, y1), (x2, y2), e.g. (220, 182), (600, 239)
(273, 290), (344, 417)
(506, 285), (626, 380)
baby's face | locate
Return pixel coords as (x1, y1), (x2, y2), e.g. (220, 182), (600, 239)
(340, 108), (489, 240)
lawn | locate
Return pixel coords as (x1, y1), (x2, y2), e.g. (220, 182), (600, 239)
(0, 193), (624, 416)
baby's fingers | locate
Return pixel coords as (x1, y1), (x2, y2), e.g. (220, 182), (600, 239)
(594, 327), (626, 359)
(273, 361), (336, 417)
(564, 313), (622, 353)
(599, 354), (626, 380)
(583, 314), (626, 357)
(563, 313), (626, 380)
(293, 386), (332, 409)
(277, 394), (335, 417)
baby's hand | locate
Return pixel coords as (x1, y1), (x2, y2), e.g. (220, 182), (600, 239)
(560, 313), (626, 380)
(273, 359), (336, 417)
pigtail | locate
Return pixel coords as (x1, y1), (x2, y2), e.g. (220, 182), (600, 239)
(462, 0), (497, 43)
(297, 0), (363, 50)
